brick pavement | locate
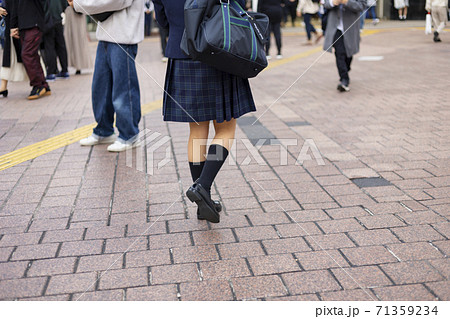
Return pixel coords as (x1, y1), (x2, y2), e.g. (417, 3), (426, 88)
(0, 23), (449, 301)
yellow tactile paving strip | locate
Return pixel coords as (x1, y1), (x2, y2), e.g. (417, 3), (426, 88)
(0, 99), (162, 172)
(0, 29), (386, 172)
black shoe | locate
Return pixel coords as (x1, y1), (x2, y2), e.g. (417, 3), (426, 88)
(433, 31), (441, 42)
(337, 82), (350, 92)
(186, 182), (220, 223)
(75, 70), (81, 75)
(56, 72), (70, 80)
(0, 90), (7, 97)
(27, 86), (47, 100)
(197, 200), (222, 220)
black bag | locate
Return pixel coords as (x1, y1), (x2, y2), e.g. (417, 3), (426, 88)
(92, 11), (115, 22)
(181, 0), (270, 79)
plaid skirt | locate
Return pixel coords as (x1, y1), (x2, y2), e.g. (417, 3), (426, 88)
(162, 59), (256, 123)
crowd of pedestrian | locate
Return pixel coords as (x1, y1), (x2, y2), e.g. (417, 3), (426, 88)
(0, 1), (447, 221)
(0, 0), (93, 100)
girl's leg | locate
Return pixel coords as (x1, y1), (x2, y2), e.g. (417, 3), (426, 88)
(211, 118), (236, 151)
(0, 79), (8, 92)
(197, 119), (236, 194)
(188, 121), (210, 181)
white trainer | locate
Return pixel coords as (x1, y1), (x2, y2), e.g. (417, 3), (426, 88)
(107, 139), (141, 152)
(80, 134), (116, 146)
(276, 55), (283, 60)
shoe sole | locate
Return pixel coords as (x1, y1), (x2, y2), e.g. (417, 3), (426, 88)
(27, 88), (47, 100)
(186, 188), (220, 223)
(80, 135), (117, 146)
(107, 141), (141, 152)
(197, 201), (222, 220)
(80, 139), (116, 146)
(337, 84), (350, 92)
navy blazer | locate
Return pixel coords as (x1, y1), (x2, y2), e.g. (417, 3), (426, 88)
(153, 0), (247, 59)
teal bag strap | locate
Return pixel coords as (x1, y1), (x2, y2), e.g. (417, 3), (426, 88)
(221, 1), (231, 52)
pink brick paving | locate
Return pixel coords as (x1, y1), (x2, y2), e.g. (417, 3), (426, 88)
(0, 24), (449, 301)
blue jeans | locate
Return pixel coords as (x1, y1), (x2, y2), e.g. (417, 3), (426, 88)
(366, 6), (377, 20)
(303, 13), (316, 40)
(92, 41), (141, 142)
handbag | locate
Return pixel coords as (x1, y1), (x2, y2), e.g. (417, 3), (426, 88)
(181, 0), (270, 79)
(92, 11), (115, 23)
(425, 12), (432, 35)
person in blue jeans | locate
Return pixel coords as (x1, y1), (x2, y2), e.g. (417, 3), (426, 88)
(69, 0), (145, 152)
(297, 0), (322, 45)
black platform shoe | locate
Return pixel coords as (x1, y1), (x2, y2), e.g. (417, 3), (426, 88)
(186, 182), (220, 223)
(197, 200), (222, 220)
(434, 31), (441, 43)
(0, 90), (8, 97)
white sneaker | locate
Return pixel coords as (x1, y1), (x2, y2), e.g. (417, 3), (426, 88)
(107, 139), (141, 152)
(276, 55), (283, 60)
(80, 134), (116, 146)
(161, 57), (168, 63)
(266, 55), (272, 60)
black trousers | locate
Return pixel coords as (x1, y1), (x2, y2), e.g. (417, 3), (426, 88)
(286, 1), (298, 26)
(332, 30), (352, 85)
(44, 22), (68, 74)
(266, 22), (282, 55)
(158, 25), (169, 56)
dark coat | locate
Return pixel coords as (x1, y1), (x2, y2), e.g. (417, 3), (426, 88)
(10, 0), (46, 31)
(153, 0), (247, 59)
(1, 0), (23, 68)
(258, 0), (284, 23)
(48, 0), (68, 23)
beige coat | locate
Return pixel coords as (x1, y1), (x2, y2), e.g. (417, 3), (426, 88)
(64, 7), (93, 71)
(426, 0), (448, 11)
(297, 0), (319, 14)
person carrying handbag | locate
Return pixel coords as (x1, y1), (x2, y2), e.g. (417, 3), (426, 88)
(72, 0), (145, 152)
(153, 0), (257, 223)
(426, 0), (448, 42)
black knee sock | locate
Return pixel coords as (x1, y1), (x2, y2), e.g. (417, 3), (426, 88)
(197, 144), (229, 194)
(189, 161), (205, 182)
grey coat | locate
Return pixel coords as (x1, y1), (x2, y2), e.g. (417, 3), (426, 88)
(323, 0), (366, 57)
